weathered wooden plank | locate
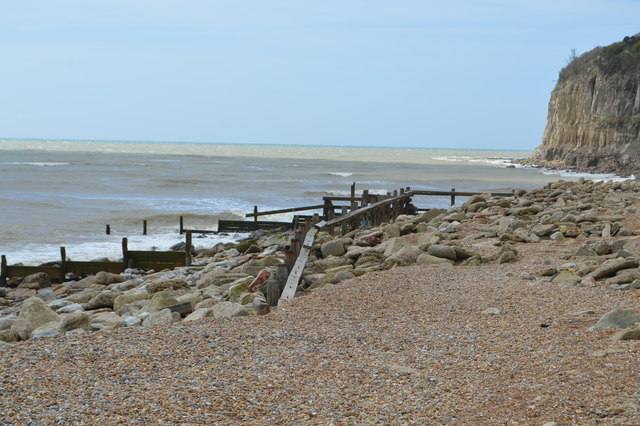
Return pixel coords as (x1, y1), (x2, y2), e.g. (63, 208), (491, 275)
(218, 219), (294, 232)
(5, 265), (63, 280)
(128, 251), (185, 262)
(167, 302), (193, 317)
(278, 228), (316, 305)
(318, 192), (414, 230)
(66, 261), (124, 274)
(245, 204), (325, 218)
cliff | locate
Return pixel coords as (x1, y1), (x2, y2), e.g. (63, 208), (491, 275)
(530, 34), (640, 176)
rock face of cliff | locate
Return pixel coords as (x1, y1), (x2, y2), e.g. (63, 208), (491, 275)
(532, 34), (640, 176)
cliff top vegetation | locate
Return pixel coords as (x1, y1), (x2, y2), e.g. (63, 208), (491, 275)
(559, 33), (640, 83)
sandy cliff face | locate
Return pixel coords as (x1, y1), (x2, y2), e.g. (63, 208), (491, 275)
(532, 35), (640, 176)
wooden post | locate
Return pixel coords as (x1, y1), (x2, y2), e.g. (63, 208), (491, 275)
(143, 220), (148, 235)
(185, 231), (192, 266)
(1, 255), (7, 286)
(106, 224), (111, 235)
(179, 216), (184, 235)
(327, 202), (336, 235)
(60, 247), (67, 280)
(400, 188), (405, 195)
(451, 188), (456, 206)
(312, 213), (320, 224)
(362, 189), (369, 207)
(285, 249), (296, 271)
(350, 181), (356, 211)
(393, 189), (398, 197)
(121, 238), (129, 271)
(304, 217), (312, 230)
(253, 206), (258, 223)
(341, 206), (348, 235)
(291, 239), (300, 256)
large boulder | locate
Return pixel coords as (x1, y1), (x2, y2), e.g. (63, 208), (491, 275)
(184, 308), (215, 322)
(212, 301), (249, 319)
(590, 258), (639, 279)
(417, 254), (455, 265)
(113, 292), (150, 312)
(382, 246), (423, 269)
(59, 312), (91, 333)
(427, 245), (457, 261)
(321, 240), (346, 258)
(65, 289), (100, 304)
(18, 272), (51, 290)
(238, 255), (281, 276)
(9, 297), (59, 341)
(142, 309), (180, 327)
(83, 292), (119, 310)
(228, 277), (255, 303)
(196, 271), (250, 289)
(353, 250), (385, 269)
(74, 272), (124, 288)
(91, 312), (124, 330)
(142, 293), (180, 313)
(591, 308), (640, 331)
(146, 279), (189, 294)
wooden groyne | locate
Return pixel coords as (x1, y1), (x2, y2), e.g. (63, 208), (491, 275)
(2, 183), (515, 293)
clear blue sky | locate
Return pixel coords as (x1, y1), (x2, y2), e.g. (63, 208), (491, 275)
(1, 1), (638, 150)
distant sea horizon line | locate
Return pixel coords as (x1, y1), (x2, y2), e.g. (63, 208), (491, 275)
(0, 136), (534, 153)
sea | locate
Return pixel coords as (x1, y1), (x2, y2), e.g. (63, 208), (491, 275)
(0, 139), (630, 266)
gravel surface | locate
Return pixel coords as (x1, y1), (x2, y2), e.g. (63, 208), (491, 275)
(1, 239), (639, 424)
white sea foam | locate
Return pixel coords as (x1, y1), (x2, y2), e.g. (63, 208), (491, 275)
(328, 172), (354, 177)
(539, 169), (635, 182)
(3, 162), (70, 167)
(7, 231), (249, 266)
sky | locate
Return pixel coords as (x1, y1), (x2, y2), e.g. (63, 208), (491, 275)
(0, 1), (638, 150)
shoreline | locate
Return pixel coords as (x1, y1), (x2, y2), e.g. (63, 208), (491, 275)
(1, 177), (639, 422)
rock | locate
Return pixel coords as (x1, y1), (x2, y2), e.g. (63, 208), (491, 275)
(65, 289), (100, 304)
(83, 292), (119, 310)
(142, 309), (180, 327)
(382, 246), (423, 269)
(591, 308), (640, 331)
(194, 298), (222, 310)
(184, 307), (215, 322)
(196, 271), (251, 289)
(452, 246), (476, 260)
(382, 237), (408, 257)
(592, 240), (612, 256)
(228, 277), (255, 303)
(481, 307), (501, 315)
(417, 254), (455, 265)
(91, 312), (124, 330)
(498, 250), (517, 264)
(146, 278), (189, 294)
(212, 301), (249, 319)
(9, 297), (59, 341)
(574, 245), (598, 257)
(382, 224), (401, 240)
(56, 303), (84, 314)
(320, 240), (346, 258)
(143, 293), (180, 313)
(59, 312), (91, 333)
(122, 315), (142, 327)
(313, 256), (352, 272)
(0, 315), (17, 331)
(113, 292), (150, 312)
(549, 231), (565, 241)
(36, 288), (57, 302)
(612, 326), (640, 341)
(6, 288), (37, 299)
(532, 224), (555, 237)
(0, 287), (7, 297)
(552, 271), (582, 287)
(540, 267), (558, 277)
(18, 272), (51, 290)
(74, 271), (124, 288)
(609, 280), (640, 291)
(439, 222), (459, 233)
(353, 250), (385, 269)
(331, 270), (356, 284)
(427, 244), (457, 261)
(31, 321), (61, 339)
(590, 258), (639, 279)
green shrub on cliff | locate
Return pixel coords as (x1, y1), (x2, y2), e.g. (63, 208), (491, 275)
(559, 33), (640, 82)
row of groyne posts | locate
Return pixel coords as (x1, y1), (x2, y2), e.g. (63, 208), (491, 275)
(244, 183), (516, 305)
(2, 184), (515, 304)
